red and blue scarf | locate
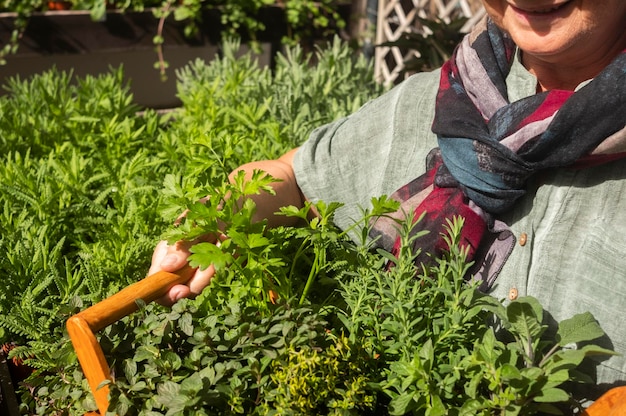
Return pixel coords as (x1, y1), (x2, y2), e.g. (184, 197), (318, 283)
(370, 17), (626, 289)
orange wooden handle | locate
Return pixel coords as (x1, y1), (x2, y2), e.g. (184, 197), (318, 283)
(582, 386), (626, 416)
(67, 266), (195, 415)
(67, 315), (112, 415)
(76, 266), (195, 331)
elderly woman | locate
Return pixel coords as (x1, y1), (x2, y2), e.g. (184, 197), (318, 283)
(151, 0), (626, 392)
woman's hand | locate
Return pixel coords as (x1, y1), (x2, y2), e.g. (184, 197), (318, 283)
(148, 238), (221, 306)
(149, 148), (306, 306)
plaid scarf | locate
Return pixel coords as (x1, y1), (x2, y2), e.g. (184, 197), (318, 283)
(370, 17), (626, 289)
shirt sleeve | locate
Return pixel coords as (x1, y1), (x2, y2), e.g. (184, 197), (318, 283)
(292, 69), (441, 239)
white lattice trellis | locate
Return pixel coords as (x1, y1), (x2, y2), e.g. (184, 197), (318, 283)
(375, 0), (485, 85)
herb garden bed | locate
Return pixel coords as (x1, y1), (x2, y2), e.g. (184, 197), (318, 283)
(0, 33), (617, 415)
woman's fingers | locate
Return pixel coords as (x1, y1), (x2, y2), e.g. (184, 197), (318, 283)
(187, 263), (216, 296)
(148, 238), (203, 275)
(159, 283), (191, 306)
(149, 236), (225, 306)
(157, 264), (215, 306)
(147, 240), (171, 276)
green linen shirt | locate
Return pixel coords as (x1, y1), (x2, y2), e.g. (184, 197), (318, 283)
(293, 55), (626, 389)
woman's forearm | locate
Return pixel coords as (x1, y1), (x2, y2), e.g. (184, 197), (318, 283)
(227, 148), (307, 228)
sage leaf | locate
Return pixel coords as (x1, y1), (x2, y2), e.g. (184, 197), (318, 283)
(556, 311), (605, 346)
(579, 344), (618, 357)
(507, 297), (543, 333)
(532, 387), (570, 403)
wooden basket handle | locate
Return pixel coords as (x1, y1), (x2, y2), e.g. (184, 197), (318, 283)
(66, 265), (194, 415)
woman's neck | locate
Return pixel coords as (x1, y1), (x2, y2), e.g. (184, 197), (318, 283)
(523, 32), (626, 92)
(529, 62), (593, 92)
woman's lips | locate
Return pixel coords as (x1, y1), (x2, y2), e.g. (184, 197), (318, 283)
(509, 1), (574, 21)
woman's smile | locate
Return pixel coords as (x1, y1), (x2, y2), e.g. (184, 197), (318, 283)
(508, 0), (575, 24)
(509, 0), (573, 14)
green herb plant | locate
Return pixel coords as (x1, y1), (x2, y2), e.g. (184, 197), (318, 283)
(338, 216), (615, 415)
(45, 206), (614, 415)
(460, 298), (616, 415)
(160, 171), (400, 312)
(100, 296), (377, 415)
(0, 38), (615, 415)
(0, 67), (170, 414)
(0, 38), (383, 413)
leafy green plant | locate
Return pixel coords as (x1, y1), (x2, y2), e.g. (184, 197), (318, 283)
(0, 38), (384, 413)
(26, 204), (612, 415)
(160, 171), (398, 312)
(93, 296), (376, 415)
(459, 298), (616, 415)
(160, 37), (383, 184)
(337, 216), (614, 415)
(258, 331), (376, 414)
(0, 39), (614, 415)
(0, 67), (170, 412)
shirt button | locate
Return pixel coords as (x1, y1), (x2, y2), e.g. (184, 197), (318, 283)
(519, 232), (528, 246)
(508, 287), (519, 301)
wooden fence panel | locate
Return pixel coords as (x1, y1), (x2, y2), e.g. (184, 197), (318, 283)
(374, 0), (485, 84)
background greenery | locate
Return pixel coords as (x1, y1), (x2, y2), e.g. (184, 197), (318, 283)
(0, 0), (348, 67)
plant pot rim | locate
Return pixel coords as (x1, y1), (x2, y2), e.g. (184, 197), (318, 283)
(0, 8), (159, 19)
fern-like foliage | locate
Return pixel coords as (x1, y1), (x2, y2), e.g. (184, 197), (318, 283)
(0, 38), (388, 413)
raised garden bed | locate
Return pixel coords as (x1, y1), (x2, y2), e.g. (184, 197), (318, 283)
(0, 7), (285, 108)
(0, 348), (20, 416)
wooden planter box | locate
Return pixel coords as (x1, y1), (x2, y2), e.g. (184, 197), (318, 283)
(0, 8), (287, 108)
(0, 349), (20, 416)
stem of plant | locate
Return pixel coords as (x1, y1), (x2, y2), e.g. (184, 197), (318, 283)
(537, 343), (561, 368)
(288, 237), (310, 284)
(298, 248), (320, 305)
(156, 0), (174, 81)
